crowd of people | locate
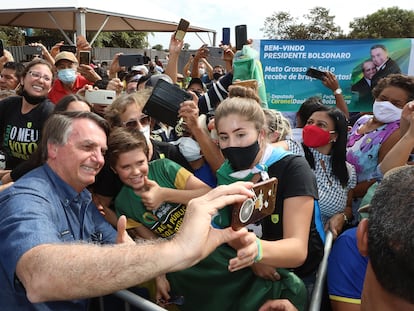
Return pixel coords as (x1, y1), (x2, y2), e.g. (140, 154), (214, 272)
(0, 32), (413, 311)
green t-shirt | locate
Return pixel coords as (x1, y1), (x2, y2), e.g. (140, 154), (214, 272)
(114, 158), (192, 238)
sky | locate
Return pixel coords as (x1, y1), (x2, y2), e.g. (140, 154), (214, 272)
(5, 0), (413, 49)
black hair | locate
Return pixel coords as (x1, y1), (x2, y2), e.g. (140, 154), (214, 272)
(302, 106), (350, 187)
(368, 166), (414, 303)
(296, 96), (324, 128)
(54, 94), (92, 112)
(3, 61), (26, 80)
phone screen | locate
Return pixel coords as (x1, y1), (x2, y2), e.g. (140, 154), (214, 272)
(118, 54), (145, 67)
(79, 51), (91, 65)
(23, 45), (42, 55)
(305, 68), (326, 80)
(60, 45), (77, 54)
(235, 25), (247, 50)
(222, 27), (230, 45)
(175, 18), (190, 41)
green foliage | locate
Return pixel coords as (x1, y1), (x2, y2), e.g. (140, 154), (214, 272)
(261, 7), (343, 40)
(152, 44), (163, 51)
(0, 27), (25, 45)
(0, 26), (149, 48)
(261, 6), (413, 40)
(348, 7), (414, 38)
(94, 31), (148, 48)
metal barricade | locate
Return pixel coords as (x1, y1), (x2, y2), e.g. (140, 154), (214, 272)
(111, 290), (167, 311)
(308, 230), (334, 311)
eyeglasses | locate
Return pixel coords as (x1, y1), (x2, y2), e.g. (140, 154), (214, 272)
(28, 71), (52, 82)
(122, 115), (151, 128)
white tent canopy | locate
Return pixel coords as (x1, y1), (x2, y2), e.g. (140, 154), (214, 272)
(0, 4), (217, 46)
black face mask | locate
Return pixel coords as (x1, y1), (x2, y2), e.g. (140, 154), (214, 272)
(213, 72), (223, 81)
(21, 89), (47, 105)
(221, 140), (260, 171)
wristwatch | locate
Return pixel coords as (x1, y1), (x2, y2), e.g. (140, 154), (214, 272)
(334, 88), (342, 95)
(341, 212), (350, 224)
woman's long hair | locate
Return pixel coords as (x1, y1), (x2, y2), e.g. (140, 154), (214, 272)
(303, 107), (350, 187)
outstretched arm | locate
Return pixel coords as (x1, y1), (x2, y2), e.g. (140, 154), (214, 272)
(164, 34), (184, 84)
(379, 107), (414, 174)
(323, 71), (349, 120)
(16, 182), (254, 303)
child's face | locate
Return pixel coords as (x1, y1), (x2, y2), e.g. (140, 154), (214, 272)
(114, 148), (149, 192)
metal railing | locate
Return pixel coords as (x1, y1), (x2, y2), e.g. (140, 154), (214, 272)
(111, 290), (167, 311)
(308, 230), (334, 311)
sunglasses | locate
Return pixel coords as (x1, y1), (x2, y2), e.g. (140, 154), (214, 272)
(122, 115), (151, 128)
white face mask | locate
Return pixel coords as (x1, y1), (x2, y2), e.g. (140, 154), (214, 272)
(140, 125), (151, 144)
(373, 100), (402, 123)
(172, 137), (202, 162)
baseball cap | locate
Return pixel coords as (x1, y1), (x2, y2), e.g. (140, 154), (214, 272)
(131, 65), (149, 75)
(187, 77), (206, 92)
(145, 74), (173, 87)
(55, 51), (78, 64)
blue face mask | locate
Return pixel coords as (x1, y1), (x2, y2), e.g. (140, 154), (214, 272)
(57, 68), (77, 84)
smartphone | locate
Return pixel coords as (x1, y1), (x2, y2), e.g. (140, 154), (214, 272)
(0, 39), (4, 57)
(208, 47), (223, 59)
(60, 45), (77, 54)
(144, 78), (192, 127)
(305, 68), (326, 80)
(85, 89), (116, 105)
(118, 54), (145, 67)
(175, 18), (190, 41)
(23, 45), (42, 55)
(79, 51), (91, 65)
(235, 24), (247, 51)
(222, 27), (230, 45)
(231, 177), (278, 230)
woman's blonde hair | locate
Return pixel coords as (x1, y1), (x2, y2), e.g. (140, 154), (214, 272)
(104, 89), (151, 127)
(215, 85), (265, 132)
(263, 108), (292, 141)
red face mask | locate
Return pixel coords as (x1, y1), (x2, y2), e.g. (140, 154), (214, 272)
(302, 125), (332, 148)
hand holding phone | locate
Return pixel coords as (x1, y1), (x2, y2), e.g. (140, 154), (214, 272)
(144, 79), (193, 127)
(60, 45), (77, 54)
(175, 18), (190, 41)
(118, 54), (145, 67)
(23, 45), (42, 55)
(85, 89), (116, 105)
(231, 177), (278, 230)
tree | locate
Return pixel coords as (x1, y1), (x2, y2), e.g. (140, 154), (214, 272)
(305, 7), (343, 39)
(94, 31), (148, 48)
(348, 7), (414, 38)
(0, 27), (25, 46)
(261, 7), (343, 40)
(0, 26), (149, 48)
(152, 44), (163, 51)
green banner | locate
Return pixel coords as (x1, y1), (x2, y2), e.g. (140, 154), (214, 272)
(259, 38), (413, 112)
